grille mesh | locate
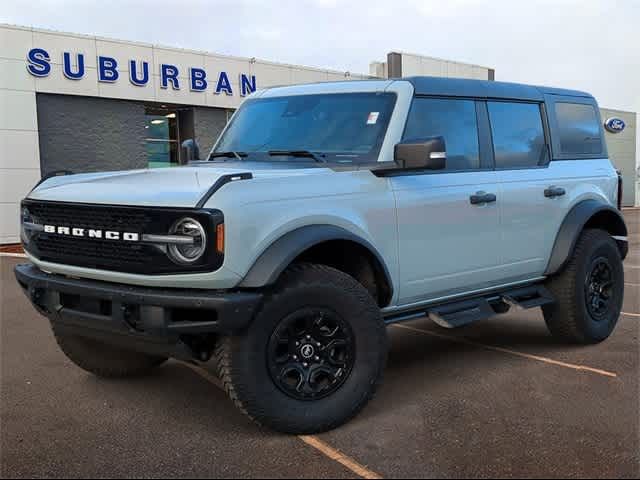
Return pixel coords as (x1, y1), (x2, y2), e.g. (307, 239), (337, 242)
(27, 202), (155, 272)
(23, 201), (224, 275)
(36, 235), (151, 267)
(28, 202), (152, 232)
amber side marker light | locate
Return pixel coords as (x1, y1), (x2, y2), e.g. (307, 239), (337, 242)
(216, 223), (225, 254)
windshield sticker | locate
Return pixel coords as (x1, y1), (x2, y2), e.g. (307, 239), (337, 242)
(367, 112), (380, 125)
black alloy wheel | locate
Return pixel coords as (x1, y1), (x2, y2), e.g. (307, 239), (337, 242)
(267, 307), (355, 401)
(584, 257), (615, 321)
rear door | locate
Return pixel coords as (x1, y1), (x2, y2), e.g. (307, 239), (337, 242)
(390, 97), (503, 305)
(489, 100), (573, 280)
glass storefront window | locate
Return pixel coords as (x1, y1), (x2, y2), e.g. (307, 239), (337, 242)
(145, 109), (180, 168)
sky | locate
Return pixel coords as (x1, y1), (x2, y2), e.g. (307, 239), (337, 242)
(2, 0), (638, 115)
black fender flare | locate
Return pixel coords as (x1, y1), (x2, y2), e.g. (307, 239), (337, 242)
(238, 224), (394, 294)
(545, 199), (628, 275)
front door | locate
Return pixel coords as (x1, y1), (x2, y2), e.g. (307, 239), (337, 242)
(391, 97), (503, 305)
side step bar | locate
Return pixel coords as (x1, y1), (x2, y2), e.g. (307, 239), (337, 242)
(385, 284), (555, 328)
(428, 298), (495, 329)
(500, 285), (555, 311)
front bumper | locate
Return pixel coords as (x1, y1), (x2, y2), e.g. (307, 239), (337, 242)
(15, 263), (262, 359)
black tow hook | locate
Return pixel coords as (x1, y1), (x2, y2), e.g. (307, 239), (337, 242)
(29, 287), (51, 314)
(30, 288), (42, 302)
(121, 304), (141, 331)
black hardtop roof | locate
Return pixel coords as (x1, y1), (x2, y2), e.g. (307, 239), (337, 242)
(404, 76), (593, 101)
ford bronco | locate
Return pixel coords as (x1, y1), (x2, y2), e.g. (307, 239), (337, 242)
(16, 77), (628, 434)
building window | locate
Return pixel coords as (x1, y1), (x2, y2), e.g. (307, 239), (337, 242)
(487, 101), (547, 168)
(145, 107), (180, 168)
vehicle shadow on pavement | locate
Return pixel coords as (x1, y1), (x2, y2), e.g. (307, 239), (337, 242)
(81, 360), (260, 433)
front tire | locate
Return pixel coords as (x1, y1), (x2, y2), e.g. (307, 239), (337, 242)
(543, 229), (624, 344)
(215, 263), (388, 434)
(53, 326), (168, 378)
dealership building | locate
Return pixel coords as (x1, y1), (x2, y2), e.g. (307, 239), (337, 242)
(0, 24), (637, 244)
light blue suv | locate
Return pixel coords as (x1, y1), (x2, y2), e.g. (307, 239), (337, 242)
(16, 77), (628, 434)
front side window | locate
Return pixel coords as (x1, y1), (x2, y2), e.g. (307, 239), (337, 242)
(214, 92), (396, 163)
(554, 102), (602, 155)
(403, 98), (480, 171)
(488, 102), (547, 169)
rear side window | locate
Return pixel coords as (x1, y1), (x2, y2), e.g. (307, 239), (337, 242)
(487, 102), (547, 169)
(403, 98), (480, 171)
(554, 102), (602, 155)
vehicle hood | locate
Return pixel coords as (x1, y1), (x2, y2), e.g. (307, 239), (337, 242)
(27, 162), (331, 207)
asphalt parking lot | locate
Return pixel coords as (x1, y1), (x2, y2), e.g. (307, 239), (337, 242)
(1, 209), (638, 478)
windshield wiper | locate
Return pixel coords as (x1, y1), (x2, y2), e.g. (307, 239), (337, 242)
(209, 151), (248, 161)
(268, 150), (326, 163)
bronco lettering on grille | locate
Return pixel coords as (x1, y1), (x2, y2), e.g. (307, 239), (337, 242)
(43, 225), (140, 242)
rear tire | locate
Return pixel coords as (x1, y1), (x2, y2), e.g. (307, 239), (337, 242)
(215, 263), (388, 434)
(53, 326), (167, 378)
(543, 228), (624, 344)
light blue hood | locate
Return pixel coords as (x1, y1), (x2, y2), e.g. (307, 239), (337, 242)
(27, 163), (329, 207)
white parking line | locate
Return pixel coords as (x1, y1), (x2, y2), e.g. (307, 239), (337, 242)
(178, 360), (383, 480)
(622, 312), (640, 318)
(0, 252), (27, 258)
(180, 360), (223, 389)
(392, 324), (618, 378)
(298, 436), (383, 480)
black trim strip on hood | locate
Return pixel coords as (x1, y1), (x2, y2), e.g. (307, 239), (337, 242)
(196, 172), (253, 208)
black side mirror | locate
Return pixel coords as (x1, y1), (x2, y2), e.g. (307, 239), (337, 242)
(394, 136), (446, 170)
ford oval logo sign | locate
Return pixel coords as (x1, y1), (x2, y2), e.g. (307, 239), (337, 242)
(605, 117), (626, 133)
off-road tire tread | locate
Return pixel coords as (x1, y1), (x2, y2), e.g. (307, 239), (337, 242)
(215, 263), (387, 434)
(543, 228), (622, 344)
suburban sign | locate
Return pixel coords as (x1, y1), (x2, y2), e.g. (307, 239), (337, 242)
(26, 47), (258, 97)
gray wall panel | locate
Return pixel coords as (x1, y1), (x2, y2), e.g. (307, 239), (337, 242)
(600, 108), (637, 207)
(193, 107), (228, 159)
(36, 93), (146, 176)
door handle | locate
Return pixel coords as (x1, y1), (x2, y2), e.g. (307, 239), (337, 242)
(470, 192), (497, 205)
(544, 186), (566, 198)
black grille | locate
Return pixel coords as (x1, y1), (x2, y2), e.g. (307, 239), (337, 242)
(27, 201), (153, 233)
(22, 200), (224, 275)
(36, 235), (152, 268)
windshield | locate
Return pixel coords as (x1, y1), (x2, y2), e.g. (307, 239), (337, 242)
(212, 92), (396, 163)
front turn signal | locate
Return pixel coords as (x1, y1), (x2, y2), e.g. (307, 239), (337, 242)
(216, 223), (225, 254)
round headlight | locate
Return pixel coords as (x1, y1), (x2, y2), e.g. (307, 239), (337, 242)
(168, 217), (207, 264)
